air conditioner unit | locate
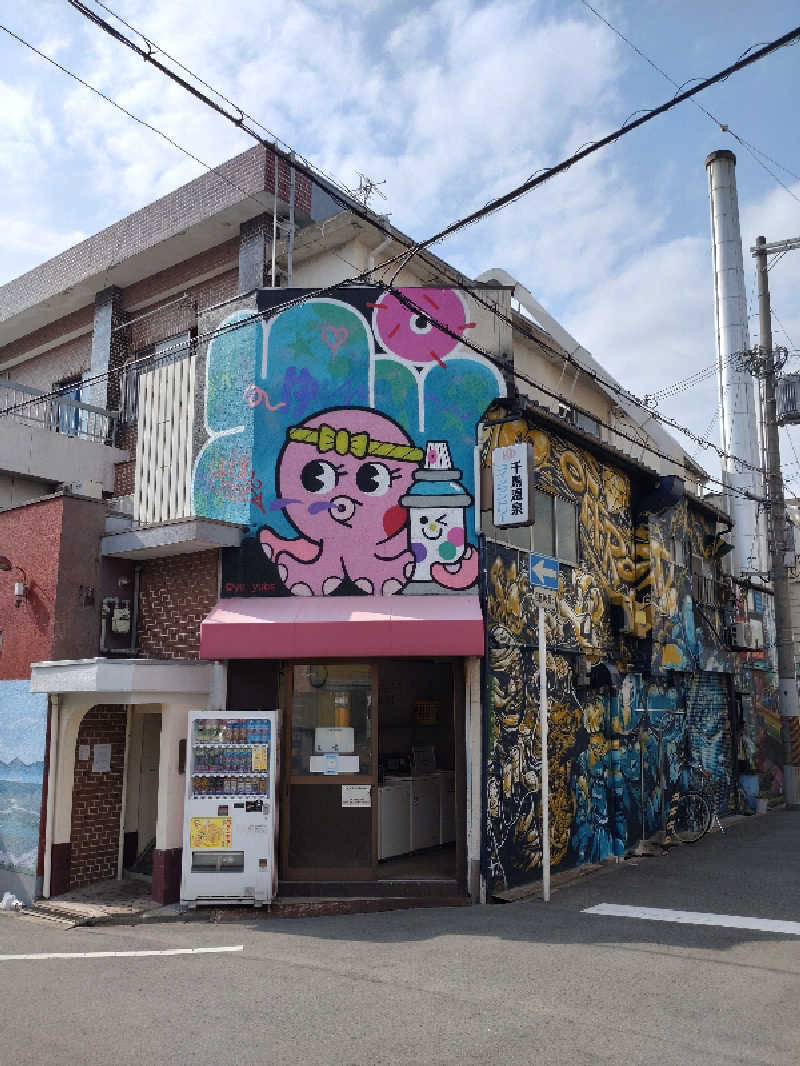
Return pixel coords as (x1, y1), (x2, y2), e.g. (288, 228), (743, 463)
(734, 621), (753, 649)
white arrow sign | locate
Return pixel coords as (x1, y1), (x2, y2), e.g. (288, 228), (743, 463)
(532, 558), (557, 583)
(529, 553), (559, 588)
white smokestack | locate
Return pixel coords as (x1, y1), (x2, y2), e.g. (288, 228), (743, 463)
(705, 149), (763, 575)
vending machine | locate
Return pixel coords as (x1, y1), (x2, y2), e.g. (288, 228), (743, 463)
(181, 711), (278, 908)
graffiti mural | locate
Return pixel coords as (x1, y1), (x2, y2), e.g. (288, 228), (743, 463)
(192, 288), (505, 595)
(0, 681), (47, 904)
(636, 499), (731, 675)
(751, 668), (783, 796)
(487, 621), (590, 890)
(483, 418), (741, 890)
(481, 414), (636, 653)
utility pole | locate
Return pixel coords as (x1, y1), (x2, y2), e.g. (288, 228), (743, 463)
(754, 234), (800, 808)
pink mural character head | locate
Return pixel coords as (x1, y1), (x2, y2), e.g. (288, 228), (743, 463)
(262, 408), (423, 595)
(371, 288), (475, 367)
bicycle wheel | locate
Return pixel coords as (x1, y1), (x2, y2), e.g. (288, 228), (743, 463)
(674, 791), (712, 843)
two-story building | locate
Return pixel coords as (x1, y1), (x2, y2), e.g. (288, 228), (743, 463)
(0, 144), (762, 908)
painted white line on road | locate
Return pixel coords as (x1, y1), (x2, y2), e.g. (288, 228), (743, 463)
(583, 903), (800, 936)
(0, 945), (244, 962)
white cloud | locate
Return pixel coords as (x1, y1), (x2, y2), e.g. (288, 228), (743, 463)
(564, 235), (720, 465)
(0, 0), (797, 505)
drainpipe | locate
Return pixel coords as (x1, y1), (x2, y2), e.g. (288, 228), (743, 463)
(129, 565), (141, 654)
(287, 153), (295, 285)
(271, 152), (279, 287)
(117, 705), (132, 879)
(43, 694), (61, 899)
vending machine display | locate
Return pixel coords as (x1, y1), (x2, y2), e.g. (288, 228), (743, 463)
(181, 711), (278, 908)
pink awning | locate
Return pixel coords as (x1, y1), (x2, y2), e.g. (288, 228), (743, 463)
(199, 595), (485, 660)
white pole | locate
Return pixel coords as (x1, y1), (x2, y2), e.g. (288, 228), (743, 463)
(705, 149), (762, 574)
(538, 604), (550, 902)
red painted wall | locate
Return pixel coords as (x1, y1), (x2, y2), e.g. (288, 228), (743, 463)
(0, 494), (106, 680)
(0, 497), (62, 680)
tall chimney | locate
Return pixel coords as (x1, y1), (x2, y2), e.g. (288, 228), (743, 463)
(705, 149), (763, 575)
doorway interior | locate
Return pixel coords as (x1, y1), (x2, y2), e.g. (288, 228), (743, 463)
(280, 660), (463, 893)
(123, 708), (162, 878)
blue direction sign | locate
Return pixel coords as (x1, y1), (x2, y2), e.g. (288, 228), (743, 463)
(529, 553), (559, 590)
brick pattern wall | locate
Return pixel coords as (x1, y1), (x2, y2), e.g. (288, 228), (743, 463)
(114, 424), (137, 496)
(137, 549), (218, 658)
(1, 146), (269, 324)
(69, 706), (127, 889)
(125, 239), (238, 320)
(128, 267), (239, 353)
(2, 331), (93, 395)
(266, 152), (312, 216)
(0, 304), (93, 374)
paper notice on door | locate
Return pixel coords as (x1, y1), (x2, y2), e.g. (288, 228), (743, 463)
(341, 784), (371, 808)
(92, 743), (112, 773)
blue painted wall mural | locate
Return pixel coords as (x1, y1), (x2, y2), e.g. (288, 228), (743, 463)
(0, 681), (47, 903)
(635, 496), (731, 675)
(193, 288), (505, 596)
(483, 416), (738, 893)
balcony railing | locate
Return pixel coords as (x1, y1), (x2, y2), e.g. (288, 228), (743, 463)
(0, 380), (117, 444)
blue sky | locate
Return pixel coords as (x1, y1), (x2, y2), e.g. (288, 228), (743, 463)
(1, 0), (799, 484)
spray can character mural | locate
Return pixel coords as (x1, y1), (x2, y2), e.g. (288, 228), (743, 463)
(192, 287), (505, 596)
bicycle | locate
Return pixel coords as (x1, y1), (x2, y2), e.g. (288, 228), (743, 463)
(664, 735), (722, 844)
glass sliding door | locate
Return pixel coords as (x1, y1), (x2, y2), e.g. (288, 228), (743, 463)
(282, 663), (377, 881)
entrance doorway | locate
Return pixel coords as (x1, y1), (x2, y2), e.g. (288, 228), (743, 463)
(280, 661), (464, 894)
(123, 709), (162, 877)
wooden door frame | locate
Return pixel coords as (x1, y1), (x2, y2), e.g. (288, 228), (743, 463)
(279, 658), (469, 893)
(280, 661), (379, 882)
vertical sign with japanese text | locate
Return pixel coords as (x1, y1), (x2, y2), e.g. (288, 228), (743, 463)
(492, 443), (534, 527)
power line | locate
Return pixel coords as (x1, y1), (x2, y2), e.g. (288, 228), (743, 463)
(0, 275), (768, 507)
(58, 2), (780, 479)
(580, 1), (800, 207)
(382, 22), (800, 274)
(644, 350), (745, 403)
(772, 309), (798, 355)
(0, 23), (284, 229)
(85, 0), (359, 204)
(1, 17), (773, 486)
(64, 1), (800, 283)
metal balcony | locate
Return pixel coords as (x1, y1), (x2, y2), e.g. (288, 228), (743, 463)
(0, 380), (117, 443)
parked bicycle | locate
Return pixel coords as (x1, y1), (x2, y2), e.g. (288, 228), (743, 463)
(664, 731), (723, 844)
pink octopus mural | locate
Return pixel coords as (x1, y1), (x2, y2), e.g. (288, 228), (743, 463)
(195, 286), (506, 598)
(259, 409), (480, 596)
(260, 409), (422, 596)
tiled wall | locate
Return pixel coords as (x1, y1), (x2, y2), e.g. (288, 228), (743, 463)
(68, 706), (127, 889)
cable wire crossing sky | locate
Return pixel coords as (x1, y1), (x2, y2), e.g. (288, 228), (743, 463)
(1, 0), (799, 484)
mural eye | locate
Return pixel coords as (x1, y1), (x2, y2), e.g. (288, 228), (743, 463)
(300, 460), (338, 494)
(355, 462), (392, 496)
(409, 314), (433, 335)
(420, 515), (429, 525)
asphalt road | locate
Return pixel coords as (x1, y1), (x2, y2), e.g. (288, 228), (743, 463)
(1, 811), (798, 1065)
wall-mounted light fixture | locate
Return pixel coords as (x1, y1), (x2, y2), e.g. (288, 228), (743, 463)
(0, 556), (28, 608)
